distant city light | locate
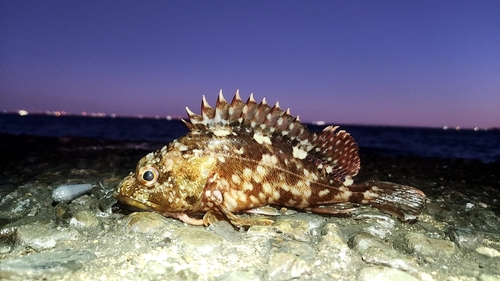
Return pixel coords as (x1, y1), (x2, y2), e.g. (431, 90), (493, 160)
(18, 110), (28, 116)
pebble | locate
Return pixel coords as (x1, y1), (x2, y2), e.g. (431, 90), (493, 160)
(476, 246), (500, 258)
(404, 233), (457, 259)
(207, 220), (240, 242)
(70, 211), (99, 229)
(351, 232), (420, 273)
(273, 213), (326, 243)
(446, 227), (483, 251)
(124, 211), (179, 234)
(52, 183), (93, 203)
(172, 227), (224, 256)
(267, 252), (311, 280)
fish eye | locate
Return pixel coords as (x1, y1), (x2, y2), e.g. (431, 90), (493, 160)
(137, 165), (159, 187)
(143, 170), (155, 181)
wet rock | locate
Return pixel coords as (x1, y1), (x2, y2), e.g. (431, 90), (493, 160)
(404, 233), (457, 260)
(316, 223), (354, 271)
(172, 227), (224, 256)
(0, 194), (32, 222)
(446, 227), (483, 251)
(362, 220), (395, 240)
(54, 202), (72, 222)
(351, 232), (420, 273)
(479, 274), (500, 281)
(124, 211), (180, 234)
(0, 227), (17, 254)
(217, 270), (263, 281)
(0, 249), (96, 279)
(272, 239), (316, 261)
(70, 211), (99, 230)
(357, 266), (419, 281)
(207, 220), (239, 242)
(14, 222), (80, 252)
(273, 213), (326, 243)
(476, 246), (500, 258)
(267, 252), (311, 280)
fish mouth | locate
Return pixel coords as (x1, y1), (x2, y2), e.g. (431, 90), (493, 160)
(113, 192), (161, 213)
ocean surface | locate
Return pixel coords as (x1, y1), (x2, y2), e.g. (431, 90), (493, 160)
(1, 113), (499, 163)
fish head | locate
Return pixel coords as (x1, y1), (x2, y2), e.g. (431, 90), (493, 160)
(114, 141), (217, 215)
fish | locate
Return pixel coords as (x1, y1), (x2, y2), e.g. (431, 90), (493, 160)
(114, 91), (426, 227)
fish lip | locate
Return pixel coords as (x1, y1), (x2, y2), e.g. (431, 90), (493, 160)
(113, 193), (160, 213)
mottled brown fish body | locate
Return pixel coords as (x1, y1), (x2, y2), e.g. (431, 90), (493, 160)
(114, 91), (425, 226)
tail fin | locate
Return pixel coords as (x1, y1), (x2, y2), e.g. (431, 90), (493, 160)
(352, 181), (426, 222)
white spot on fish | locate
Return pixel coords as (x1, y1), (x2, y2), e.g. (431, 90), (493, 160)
(318, 189), (330, 197)
(325, 166), (333, 173)
(253, 133), (272, 145)
(224, 193), (239, 210)
(213, 190), (223, 203)
(212, 128), (231, 137)
(343, 176), (353, 186)
(178, 144), (189, 151)
(231, 174), (241, 184)
(243, 182), (253, 191)
(262, 182), (273, 194)
(261, 154), (278, 166)
(257, 165), (267, 176)
(249, 195), (260, 204)
(243, 168), (252, 180)
(292, 146), (308, 159)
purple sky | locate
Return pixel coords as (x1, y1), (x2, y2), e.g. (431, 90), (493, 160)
(1, 1), (499, 128)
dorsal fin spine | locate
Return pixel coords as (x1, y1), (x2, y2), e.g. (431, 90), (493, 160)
(183, 91), (360, 179)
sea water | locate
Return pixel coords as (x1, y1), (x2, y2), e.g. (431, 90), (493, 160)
(1, 113), (498, 163)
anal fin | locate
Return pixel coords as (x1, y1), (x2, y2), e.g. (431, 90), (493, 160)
(308, 202), (358, 217)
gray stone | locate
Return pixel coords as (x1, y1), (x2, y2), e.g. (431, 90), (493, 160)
(267, 252), (311, 280)
(217, 270), (263, 281)
(71, 210), (100, 229)
(172, 227), (224, 256)
(273, 213), (326, 243)
(15, 223), (80, 252)
(351, 233), (420, 273)
(0, 249), (96, 279)
(446, 227), (483, 251)
(404, 233), (457, 259)
(357, 266), (420, 281)
(207, 220), (240, 242)
(479, 274), (500, 281)
(124, 211), (180, 234)
(476, 246), (500, 258)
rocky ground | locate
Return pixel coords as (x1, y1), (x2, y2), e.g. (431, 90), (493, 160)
(0, 133), (499, 281)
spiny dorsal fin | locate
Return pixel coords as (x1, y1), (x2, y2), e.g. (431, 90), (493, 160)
(183, 91), (360, 178)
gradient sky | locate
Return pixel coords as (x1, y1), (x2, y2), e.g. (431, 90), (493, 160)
(1, 1), (499, 128)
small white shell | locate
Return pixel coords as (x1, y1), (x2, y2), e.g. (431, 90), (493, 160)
(52, 183), (93, 202)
